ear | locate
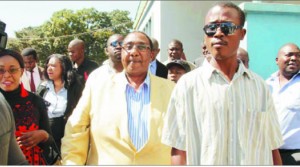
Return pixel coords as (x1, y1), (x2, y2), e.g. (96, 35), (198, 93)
(275, 57), (279, 65)
(20, 68), (24, 76)
(104, 48), (109, 57)
(240, 29), (247, 40)
(157, 48), (161, 54)
(149, 50), (154, 61)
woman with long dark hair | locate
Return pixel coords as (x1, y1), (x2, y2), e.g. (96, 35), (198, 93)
(37, 54), (84, 151)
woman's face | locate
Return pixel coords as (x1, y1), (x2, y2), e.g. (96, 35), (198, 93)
(47, 57), (63, 81)
(0, 55), (24, 92)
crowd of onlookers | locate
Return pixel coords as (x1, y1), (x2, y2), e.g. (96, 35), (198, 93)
(1, 1), (300, 166)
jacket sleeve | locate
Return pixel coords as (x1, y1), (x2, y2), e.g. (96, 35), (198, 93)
(8, 127), (28, 165)
(61, 75), (92, 165)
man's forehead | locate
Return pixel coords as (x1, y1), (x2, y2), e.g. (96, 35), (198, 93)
(205, 6), (239, 23)
(23, 55), (35, 59)
(169, 43), (181, 48)
(124, 33), (149, 44)
(281, 45), (300, 53)
(108, 35), (123, 42)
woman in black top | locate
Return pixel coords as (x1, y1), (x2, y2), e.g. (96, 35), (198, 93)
(0, 49), (53, 165)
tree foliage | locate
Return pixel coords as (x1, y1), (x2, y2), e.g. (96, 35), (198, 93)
(7, 8), (133, 65)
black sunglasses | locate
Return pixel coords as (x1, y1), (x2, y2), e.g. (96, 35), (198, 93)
(110, 41), (123, 47)
(203, 22), (243, 37)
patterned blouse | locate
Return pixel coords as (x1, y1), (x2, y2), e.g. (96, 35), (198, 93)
(0, 84), (52, 165)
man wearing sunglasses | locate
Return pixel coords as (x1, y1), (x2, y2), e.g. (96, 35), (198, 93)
(88, 34), (124, 80)
(266, 43), (300, 165)
(162, 2), (283, 165)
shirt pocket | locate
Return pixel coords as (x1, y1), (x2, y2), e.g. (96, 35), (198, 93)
(238, 109), (266, 150)
(286, 98), (300, 111)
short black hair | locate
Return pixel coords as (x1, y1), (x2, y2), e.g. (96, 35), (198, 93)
(214, 2), (245, 27)
(169, 39), (183, 49)
(21, 48), (38, 60)
(0, 49), (24, 68)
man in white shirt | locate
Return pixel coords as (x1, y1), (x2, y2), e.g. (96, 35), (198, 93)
(266, 43), (300, 165)
(88, 34), (124, 81)
(163, 39), (196, 71)
(162, 2), (283, 165)
(20, 48), (44, 93)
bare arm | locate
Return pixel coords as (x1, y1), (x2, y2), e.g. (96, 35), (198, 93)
(272, 149), (282, 165)
(171, 147), (186, 165)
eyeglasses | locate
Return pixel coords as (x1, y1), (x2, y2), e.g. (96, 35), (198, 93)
(122, 44), (150, 52)
(203, 22), (243, 37)
(0, 68), (21, 75)
(110, 41), (123, 47)
(284, 52), (300, 58)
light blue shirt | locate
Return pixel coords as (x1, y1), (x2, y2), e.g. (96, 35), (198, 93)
(266, 71), (300, 149)
(44, 81), (68, 118)
(149, 59), (157, 75)
(125, 73), (150, 151)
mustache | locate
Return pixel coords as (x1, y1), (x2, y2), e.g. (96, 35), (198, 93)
(211, 40), (228, 45)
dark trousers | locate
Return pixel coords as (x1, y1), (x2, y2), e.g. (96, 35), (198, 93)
(49, 116), (65, 152)
(279, 149), (300, 165)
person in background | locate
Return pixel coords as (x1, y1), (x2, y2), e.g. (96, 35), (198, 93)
(193, 42), (212, 67)
(0, 92), (28, 165)
(20, 48), (44, 93)
(266, 43), (300, 165)
(162, 2), (283, 165)
(167, 59), (191, 83)
(61, 31), (175, 165)
(163, 39), (196, 70)
(149, 37), (168, 79)
(67, 39), (98, 81)
(37, 54), (84, 151)
(0, 49), (53, 165)
(237, 47), (249, 68)
(89, 34), (124, 79)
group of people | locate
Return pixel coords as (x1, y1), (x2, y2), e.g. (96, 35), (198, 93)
(1, 1), (300, 165)
(0, 38), (98, 165)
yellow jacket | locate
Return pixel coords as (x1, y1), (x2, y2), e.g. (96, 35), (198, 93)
(61, 71), (175, 165)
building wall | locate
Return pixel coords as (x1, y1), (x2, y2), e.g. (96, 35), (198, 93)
(134, 1), (246, 62)
(241, 2), (300, 79)
(134, 1), (300, 78)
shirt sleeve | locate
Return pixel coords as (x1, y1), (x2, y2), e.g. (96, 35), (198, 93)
(161, 81), (187, 151)
(265, 89), (284, 150)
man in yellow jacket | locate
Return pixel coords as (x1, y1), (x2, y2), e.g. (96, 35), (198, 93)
(61, 31), (175, 165)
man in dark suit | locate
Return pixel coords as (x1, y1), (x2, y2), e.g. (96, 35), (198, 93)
(149, 37), (168, 79)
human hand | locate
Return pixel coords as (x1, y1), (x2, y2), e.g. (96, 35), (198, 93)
(16, 130), (49, 150)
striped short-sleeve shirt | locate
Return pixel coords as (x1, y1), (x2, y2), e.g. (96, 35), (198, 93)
(162, 60), (283, 165)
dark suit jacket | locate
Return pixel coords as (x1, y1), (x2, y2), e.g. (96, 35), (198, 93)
(155, 60), (168, 79)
